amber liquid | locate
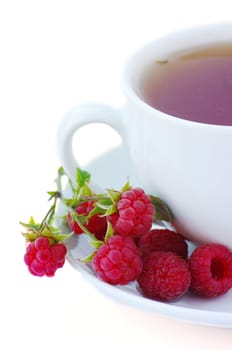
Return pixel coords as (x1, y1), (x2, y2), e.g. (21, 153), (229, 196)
(142, 44), (232, 125)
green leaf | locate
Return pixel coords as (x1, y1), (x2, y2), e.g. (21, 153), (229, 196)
(76, 168), (91, 188)
(150, 195), (174, 223)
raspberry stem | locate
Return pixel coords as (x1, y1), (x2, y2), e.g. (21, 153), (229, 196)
(39, 199), (57, 230)
(73, 214), (103, 248)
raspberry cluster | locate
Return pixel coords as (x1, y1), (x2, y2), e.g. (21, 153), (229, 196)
(21, 167), (232, 303)
(92, 223), (232, 301)
(24, 237), (67, 277)
(137, 234), (232, 301)
(63, 171), (232, 301)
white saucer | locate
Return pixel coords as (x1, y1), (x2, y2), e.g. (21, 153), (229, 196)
(57, 145), (232, 328)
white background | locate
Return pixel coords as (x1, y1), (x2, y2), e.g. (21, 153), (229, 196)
(2, 1), (232, 349)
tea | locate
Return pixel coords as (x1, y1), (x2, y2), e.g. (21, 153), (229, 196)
(141, 44), (232, 125)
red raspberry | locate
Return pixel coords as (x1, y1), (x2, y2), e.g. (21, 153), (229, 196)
(137, 251), (191, 301)
(109, 188), (154, 237)
(189, 243), (232, 297)
(137, 228), (188, 259)
(24, 237), (67, 277)
(68, 201), (107, 240)
(92, 235), (143, 285)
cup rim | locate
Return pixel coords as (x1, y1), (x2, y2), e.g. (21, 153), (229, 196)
(122, 21), (232, 129)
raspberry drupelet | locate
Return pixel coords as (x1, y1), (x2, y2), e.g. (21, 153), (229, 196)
(109, 188), (154, 238)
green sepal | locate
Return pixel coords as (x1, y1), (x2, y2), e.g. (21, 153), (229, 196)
(89, 239), (104, 249)
(121, 178), (131, 193)
(63, 168), (93, 209)
(107, 189), (121, 204)
(95, 197), (113, 210)
(47, 191), (61, 200)
(73, 215), (103, 248)
(20, 216), (40, 231)
(104, 220), (114, 243)
(52, 232), (73, 243)
(40, 223), (60, 237)
(69, 211), (87, 226)
(104, 204), (117, 216)
(63, 198), (80, 208)
(86, 205), (106, 220)
(150, 195), (174, 223)
(21, 232), (38, 242)
(79, 182), (93, 197)
(62, 213), (68, 225)
(80, 251), (96, 263)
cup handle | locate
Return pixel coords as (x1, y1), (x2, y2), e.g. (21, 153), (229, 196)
(56, 103), (126, 191)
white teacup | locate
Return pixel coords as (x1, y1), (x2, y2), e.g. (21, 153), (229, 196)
(57, 22), (232, 248)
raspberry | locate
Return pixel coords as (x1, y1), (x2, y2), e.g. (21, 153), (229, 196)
(24, 237), (67, 277)
(68, 201), (107, 240)
(92, 235), (143, 285)
(189, 243), (232, 297)
(109, 188), (154, 237)
(137, 228), (188, 259)
(137, 251), (191, 301)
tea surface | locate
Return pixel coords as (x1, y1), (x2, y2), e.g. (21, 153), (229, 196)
(142, 44), (232, 125)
